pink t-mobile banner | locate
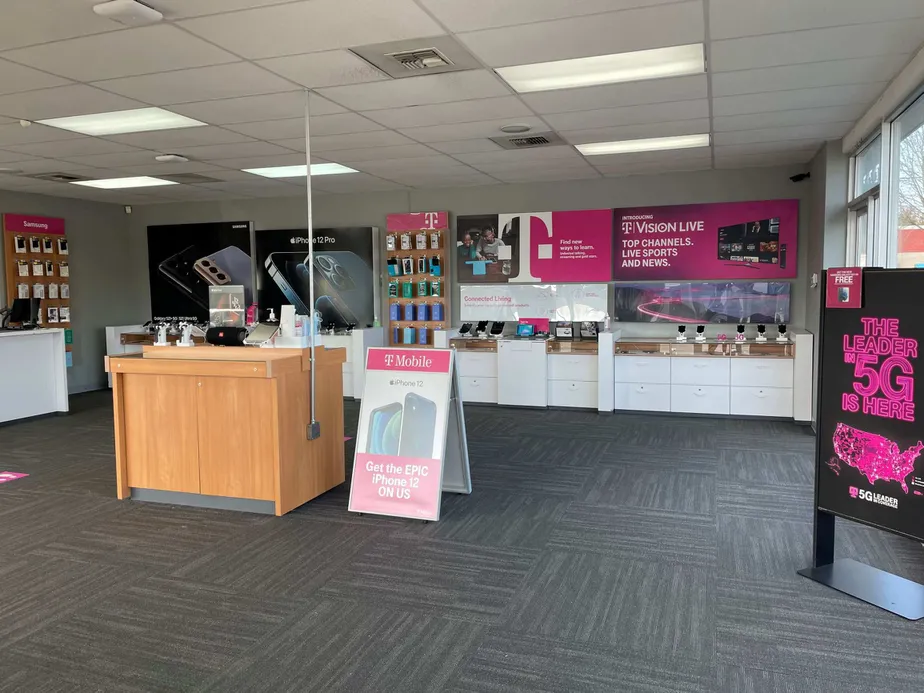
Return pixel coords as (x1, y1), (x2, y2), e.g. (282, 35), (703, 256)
(614, 199), (798, 281)
(456, 209), (612, 284)
(386, 212), (448, 231)
(4, 214), (65, 235)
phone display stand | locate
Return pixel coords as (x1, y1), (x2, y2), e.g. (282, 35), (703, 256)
(384, 213), (451, 349)
(177, 323), (195, 347)
(154, 324), (170, 347)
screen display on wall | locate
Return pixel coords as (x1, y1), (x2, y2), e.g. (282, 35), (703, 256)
(816, 269), (924, 542)
(614, 199), (798, 281)
(455, 210), (612, 284)
(613, 281), (791, 324)
(253, 227), (378, 328)
(146, 221), (253, 323)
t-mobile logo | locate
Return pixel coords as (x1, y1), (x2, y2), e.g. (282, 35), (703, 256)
(849, 486), (859, 498)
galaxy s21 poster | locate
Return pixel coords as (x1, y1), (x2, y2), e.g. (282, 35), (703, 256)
(817, 269), (924, 542)
(146, 221), (253, 323)
(253, 227), (379, 329)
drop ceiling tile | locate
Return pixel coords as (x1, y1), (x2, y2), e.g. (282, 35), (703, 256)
(454, 146), (583, 167)
(428, 139), (504, 155)
(458, 1), (704, 66)
(711, 55), (910, 97)
(601, 160), (712, 177)
(257, 50), (388, 89)
(561, 119), (711, 145)
(170, 92), (344, 126)
(0, 151), (43, 164)
(178, 0), (443, 59)
(386, 171), (498, 187)
(713, 122), (853, 147)
(2, 25), (237, 82)
(714, 152), (816, 169)
(0, 84), (144, 120)
(710, 19), (924, 72)
(0, 1), (123, 52)
(7, 158), (121, 174)
(355, 155), (474, 174)
(58, 150), (160, 168)
(305, 130), (417, 152)
(713, 106), (866, 133)
(362, 96), (535, 129)
(399, 116), (548, 143)
(420, 0), (680, 32)
(105, 126), (254, 150)
(208, 153), (318, 170)
(312, 173), (408, 193)
(713, 84), (885, 117)
(4, 137), (140, 158)
(313, 143), (439, 164)
(227, 113), (384, 140)
(470, 160), (594, 176)
(545, 100), (709, 131)
(197, 180), (301, 192)
(522, 75), (708, 115)
(317, 71), (510, 111)
(709, 0), (924, 40)
(714, 141), (823, 158)
(118, 162), (225, 176)
(92, 63), (296, 105)
(0, 123), (84, 146)
(146, 0), (293, 19)
(174, 141), (298, 161)
(0, 58), (71, 95)
(491, 168), (602, 183)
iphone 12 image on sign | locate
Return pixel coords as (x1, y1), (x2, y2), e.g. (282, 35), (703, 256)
(817, 269), (924, 542)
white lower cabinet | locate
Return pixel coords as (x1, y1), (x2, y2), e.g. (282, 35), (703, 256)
(614, 382), (671, 412)
(459, 376), (498, 404)
(549, 380), (597, 409)
(730, 386), (793, 418)
(548, 354), (598, 409)
(671, 384), (730, 415)
(498, 340), (548, 407)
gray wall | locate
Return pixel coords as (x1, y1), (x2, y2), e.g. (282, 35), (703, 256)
(0, 190), (133, 393)
(126, 164), (815, 331)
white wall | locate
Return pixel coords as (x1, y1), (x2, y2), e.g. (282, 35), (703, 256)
(0, 190), (133, 394)
(126, 164), (815, 331)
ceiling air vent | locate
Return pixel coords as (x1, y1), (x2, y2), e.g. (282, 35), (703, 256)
(386, 47), (454, 71)
(351, 36), (480, 79)
(26, 172), (90, 183)
(489, 132), (566, 150)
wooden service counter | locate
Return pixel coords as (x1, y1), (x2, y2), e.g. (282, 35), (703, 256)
(105, 345), (346, 516)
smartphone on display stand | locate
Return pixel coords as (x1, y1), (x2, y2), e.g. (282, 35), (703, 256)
(398, 393), (437, 458)
(158, 245), (211, 310)
(313, 252), (375, 328)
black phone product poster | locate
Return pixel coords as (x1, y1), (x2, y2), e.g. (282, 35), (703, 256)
(817, 269), (924, 541)
(253, 227), (379, 329)
(147, 221), (253, 322)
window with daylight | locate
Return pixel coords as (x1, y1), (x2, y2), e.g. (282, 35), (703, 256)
(890, 91), (924, 268)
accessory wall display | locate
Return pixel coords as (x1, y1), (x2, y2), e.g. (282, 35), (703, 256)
(147, 221), (253, 323)
(2, 214), (72, 362)
(349, 347), (471, 521)
(455, 210), (612, 285)
(614, 199), (798, 281)
(386, 213), (450, 348)
(254, 227), (378, 329)
(800, 269), (924, 620)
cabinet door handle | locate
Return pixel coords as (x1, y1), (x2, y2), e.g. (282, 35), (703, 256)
(755, 390), (766, 398)
(756, 364), (770, 369)
(693, 363), (708, 368)
(694, 389), (706, 396)
(635, 386), (646, 394)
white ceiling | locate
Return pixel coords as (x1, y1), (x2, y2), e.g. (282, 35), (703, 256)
(0, 0), (917, 204)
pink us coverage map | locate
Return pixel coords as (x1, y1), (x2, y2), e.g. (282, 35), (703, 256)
(830, 423), (924, 493)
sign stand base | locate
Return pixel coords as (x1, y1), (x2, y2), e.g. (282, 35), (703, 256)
(799, 509), (924, 620)
(798, 560), (924, 621)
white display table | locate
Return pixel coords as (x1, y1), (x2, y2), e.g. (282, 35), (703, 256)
(0, 328), (68, 424)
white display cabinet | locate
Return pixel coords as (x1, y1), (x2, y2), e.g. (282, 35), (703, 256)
(320, 327), (385, 399)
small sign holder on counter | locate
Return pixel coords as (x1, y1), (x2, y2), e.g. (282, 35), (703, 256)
(348, 347), (471, 521)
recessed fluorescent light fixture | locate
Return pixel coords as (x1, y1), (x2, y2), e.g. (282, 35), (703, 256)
(577, 133), (710, 156)
(242, 163), (358, 178)
(37, 107), (206, 136)
(497, 43), (705, 93)
(71, 176), (178, 189)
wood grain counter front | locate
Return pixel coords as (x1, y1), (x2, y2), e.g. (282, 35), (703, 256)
(105, 345), (346, 516)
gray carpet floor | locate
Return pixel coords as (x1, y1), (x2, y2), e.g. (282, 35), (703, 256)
(2, 392), (924, 692)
